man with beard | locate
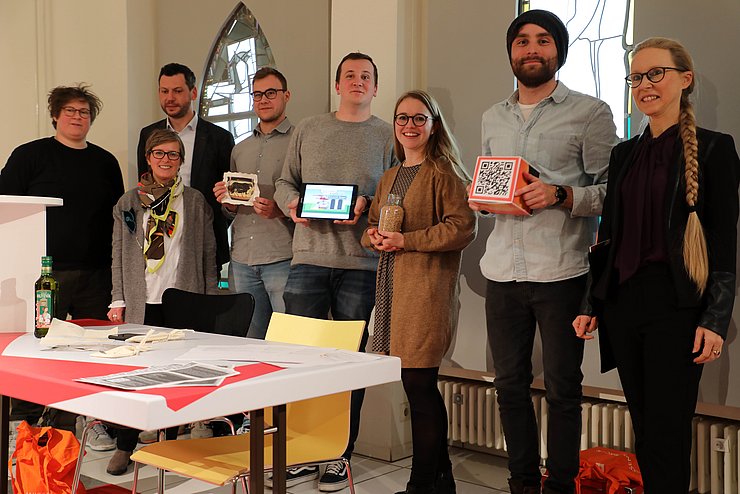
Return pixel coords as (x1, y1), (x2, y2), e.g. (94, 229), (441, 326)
(137, 63), (234, 272)
(470, 10), (617, 494)
(213, 67), (294, 340)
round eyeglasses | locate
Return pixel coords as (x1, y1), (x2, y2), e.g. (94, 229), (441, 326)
(252, 88), (287, 102)
(149, 150), (182, 161)
(394, 113), (433, 127)
(625, 67), (684, 88)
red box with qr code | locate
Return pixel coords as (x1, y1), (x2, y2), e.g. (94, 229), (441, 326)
(468, 156), (534, 216)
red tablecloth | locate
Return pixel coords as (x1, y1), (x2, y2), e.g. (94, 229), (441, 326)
(0, 332), (282, 411)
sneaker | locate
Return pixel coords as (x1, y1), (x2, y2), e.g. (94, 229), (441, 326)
(190, 421), (213, 439)
(265, 465), (319, 488)
(318, 461), (349, 492)
(138, 430), (158, 444)
(236, 416), (251, 435)
(86, 421), (115, 451)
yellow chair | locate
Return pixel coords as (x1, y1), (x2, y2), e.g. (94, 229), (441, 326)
(130, 312), (366, 494)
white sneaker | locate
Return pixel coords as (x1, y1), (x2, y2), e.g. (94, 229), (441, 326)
(86, 421), (115, 451)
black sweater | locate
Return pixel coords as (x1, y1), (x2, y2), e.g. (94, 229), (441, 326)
(0, 137), (124, 270)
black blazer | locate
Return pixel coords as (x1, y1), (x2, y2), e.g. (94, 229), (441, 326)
(588, 127), (740, 372)
(137, 117), (235, 268)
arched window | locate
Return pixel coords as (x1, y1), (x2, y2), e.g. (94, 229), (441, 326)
(520, 0), (634, 138)
(199, 3), (276, 143)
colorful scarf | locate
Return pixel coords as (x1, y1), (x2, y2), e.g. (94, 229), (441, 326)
(138, 172), (182, 273)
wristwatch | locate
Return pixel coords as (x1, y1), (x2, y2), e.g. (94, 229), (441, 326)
(554, 185), (567, 206)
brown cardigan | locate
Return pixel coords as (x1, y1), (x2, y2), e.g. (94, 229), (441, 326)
(361, 160), (477, 368)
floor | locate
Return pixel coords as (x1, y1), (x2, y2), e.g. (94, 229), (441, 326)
(57, 443), (514, 493)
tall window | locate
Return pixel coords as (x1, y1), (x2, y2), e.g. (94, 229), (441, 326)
(199, 3), (276, 143)
(520, 0), (634, 138)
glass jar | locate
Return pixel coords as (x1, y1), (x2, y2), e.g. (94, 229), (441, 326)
(378, 193), (404, 233)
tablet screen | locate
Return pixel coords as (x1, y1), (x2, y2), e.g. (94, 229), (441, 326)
(298, 183), (358, 220)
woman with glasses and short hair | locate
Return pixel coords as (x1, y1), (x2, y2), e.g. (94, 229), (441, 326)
(105, 128), (218, 475)
(362, 90), (476, 494)
(573, 38), (740, 493)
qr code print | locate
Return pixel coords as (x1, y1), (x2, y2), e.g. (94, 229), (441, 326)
(474, 160), (514, 198)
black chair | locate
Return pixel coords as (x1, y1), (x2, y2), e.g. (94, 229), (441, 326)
(161, 288), (255, 337)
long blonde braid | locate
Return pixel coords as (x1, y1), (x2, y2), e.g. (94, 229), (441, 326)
(634, 37), (708, 293)
(680, 96), (708, 294)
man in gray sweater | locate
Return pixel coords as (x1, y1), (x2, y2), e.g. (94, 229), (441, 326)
(274, 52), (397, 492)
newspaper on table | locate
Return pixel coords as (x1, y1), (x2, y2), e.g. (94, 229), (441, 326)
(77, 362), (239, 390)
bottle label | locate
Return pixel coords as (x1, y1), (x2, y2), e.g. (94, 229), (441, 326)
(36, 290), (53, 329)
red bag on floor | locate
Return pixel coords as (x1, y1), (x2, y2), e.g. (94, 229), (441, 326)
(577, 447), (643, 494)
(9, 420), (86, 493)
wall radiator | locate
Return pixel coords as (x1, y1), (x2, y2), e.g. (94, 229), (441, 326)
(438, 379), (740, 493)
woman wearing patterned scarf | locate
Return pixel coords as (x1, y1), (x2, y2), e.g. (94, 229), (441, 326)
(105, 128), (218, 475)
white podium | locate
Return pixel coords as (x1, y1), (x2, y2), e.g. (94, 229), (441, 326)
(0, 196), (62, 333)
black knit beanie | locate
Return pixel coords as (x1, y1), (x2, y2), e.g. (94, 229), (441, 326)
(506, 10), (569, 69)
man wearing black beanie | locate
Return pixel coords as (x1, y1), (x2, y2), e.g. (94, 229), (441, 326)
(469, 9), (618, 494)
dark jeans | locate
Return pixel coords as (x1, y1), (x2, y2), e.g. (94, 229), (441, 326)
(283, 264), (376, 460)
(603, 264), (702, 494)
(10, 268), (111, 428)
(485, 276), (586, 493)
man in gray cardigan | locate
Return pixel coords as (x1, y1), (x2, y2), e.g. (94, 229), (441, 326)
(274, 52), (397, 492)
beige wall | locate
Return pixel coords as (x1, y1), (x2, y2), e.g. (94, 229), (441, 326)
(331, 0), (425, 122)
(1, 0), (128, 175)
(153, 0), (331, 150)
(0, 1), (43, 161)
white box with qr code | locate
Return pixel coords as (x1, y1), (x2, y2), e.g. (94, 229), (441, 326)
(468, 156), (535, 216)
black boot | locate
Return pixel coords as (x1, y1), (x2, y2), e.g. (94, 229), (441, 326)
(395, 481), (437, 494)
(508, 478), (541, 494)
(435, 468), (456, 494)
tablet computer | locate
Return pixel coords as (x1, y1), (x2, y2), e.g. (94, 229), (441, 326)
(297, 183), (358, 220)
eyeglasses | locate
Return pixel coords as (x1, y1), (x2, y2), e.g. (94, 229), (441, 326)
(252, 88), (286, 102)
(148, 149), (182, 161)
(394, 113), (433, 127)
(61, 106), (91, 118)
(625, 67), (684, 88)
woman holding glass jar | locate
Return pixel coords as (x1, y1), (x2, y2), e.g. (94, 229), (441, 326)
(362, 90), (476, 494)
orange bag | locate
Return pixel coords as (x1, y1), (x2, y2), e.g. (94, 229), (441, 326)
(577, 447), (643, 494)
(9, 420), (86, 494)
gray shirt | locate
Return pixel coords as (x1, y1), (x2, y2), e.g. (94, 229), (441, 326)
(274, 112), (397, 271)
(228, 117), (294, 266)
(480, 82), (618, 282)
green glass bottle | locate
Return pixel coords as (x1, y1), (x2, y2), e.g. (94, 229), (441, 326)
(34, 256), (58, 338)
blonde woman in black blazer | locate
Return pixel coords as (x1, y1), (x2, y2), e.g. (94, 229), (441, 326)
(574, 38), (740, 494)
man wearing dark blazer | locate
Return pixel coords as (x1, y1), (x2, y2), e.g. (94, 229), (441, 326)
(137, 63), (234, 270)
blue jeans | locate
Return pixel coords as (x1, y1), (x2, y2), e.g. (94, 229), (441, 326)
(283, 264), (376, 460)
(231, 259), (291, 339)
(485, 276), (586, 493)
